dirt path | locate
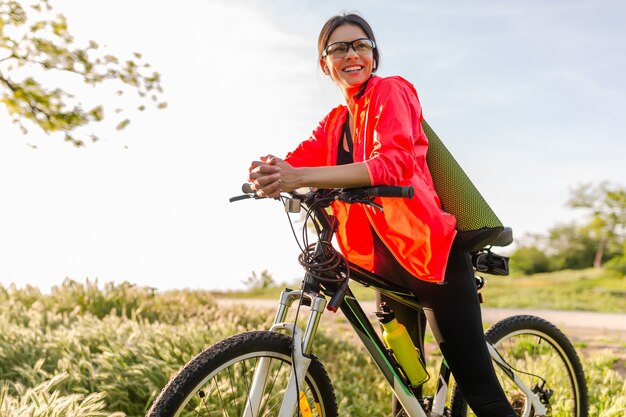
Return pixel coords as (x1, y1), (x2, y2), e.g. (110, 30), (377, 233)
(216, 298), (626, 371)
(216, 298), (626, 333)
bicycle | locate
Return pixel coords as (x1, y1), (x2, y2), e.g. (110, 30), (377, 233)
(147, 185), (589, 417)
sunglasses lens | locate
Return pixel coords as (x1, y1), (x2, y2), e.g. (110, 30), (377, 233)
(354, 39), (374, 52)
(326, 43), (349, 56)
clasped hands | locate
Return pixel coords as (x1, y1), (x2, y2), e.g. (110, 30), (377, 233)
(248, 155), (296, 198)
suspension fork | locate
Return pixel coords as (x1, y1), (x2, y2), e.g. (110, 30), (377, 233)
(243, 289), (327, 417)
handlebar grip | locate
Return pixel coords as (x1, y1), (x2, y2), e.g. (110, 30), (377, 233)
(368, 186), (414, 198)
(242, 183), (255, 194)
(229, 194), (252, 202)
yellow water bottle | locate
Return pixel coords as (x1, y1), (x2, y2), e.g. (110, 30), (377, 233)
(376, 302), (429, 386)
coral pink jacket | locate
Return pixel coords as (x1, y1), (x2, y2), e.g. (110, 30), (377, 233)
(285, 76), (457, 282)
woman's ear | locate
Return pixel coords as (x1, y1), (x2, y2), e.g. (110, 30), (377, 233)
(319, 59), (330, 75)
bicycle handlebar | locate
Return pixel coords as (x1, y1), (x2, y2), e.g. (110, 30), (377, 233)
(230, 183), (414, 204)
(365, 186), (414, 198)
(229, 183), (414, 311)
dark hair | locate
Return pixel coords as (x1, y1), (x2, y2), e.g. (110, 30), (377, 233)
(318, 12), (380, 72)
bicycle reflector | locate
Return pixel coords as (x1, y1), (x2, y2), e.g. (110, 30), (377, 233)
(284, 198), (301, 213)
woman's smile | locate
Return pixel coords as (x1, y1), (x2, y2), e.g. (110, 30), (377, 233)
(343, 65), (364, 73)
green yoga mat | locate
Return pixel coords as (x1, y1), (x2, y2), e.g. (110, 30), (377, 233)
(423, 119), (504, 250)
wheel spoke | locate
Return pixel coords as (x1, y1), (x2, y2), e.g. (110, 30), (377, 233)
(450, 316), (587, 417)
(212, 375), (230, 417)
(261, 359), (285, 415)
(148, 334), (336, 417)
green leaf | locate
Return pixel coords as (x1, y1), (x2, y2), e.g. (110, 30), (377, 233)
(0, 0), (165, 145)
(115, 119), (130, 130)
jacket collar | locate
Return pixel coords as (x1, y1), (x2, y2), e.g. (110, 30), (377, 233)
(347, 75), (380, 113)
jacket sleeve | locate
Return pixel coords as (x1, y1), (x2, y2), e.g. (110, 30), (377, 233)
(284, 107), (342, 168)
(363, 80), (426, 185)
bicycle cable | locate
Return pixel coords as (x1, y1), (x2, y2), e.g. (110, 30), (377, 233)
(280, 191), (358, 416)
(280, 193), (314, 417)
(491, 341), (548, 387)
(280, 192), (349, 416)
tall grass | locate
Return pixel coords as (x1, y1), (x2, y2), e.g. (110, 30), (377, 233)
(481, 268), (626, 312)
(0, 374), (125, 417)
(0, 279), (623, 416)
(217, 268), (626, 313)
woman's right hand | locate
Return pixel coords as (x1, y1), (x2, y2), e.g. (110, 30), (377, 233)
(248, 155), (285, 198)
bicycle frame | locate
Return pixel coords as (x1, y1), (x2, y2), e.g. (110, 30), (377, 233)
(254, 278), (547, 417)
(243, 190), (545, 416)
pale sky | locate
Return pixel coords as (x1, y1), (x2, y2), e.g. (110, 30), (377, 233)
(1, 0), (624, 292)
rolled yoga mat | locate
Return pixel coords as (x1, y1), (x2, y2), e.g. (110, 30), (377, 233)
(423, 119), (507, 251)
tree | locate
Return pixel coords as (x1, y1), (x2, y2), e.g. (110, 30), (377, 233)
(242, 270), (276, 291)
(567, 182), (626, 268)
(547, 223), (598, 270)
(0, 0), (164, 146)
(509, 245), (551, 275)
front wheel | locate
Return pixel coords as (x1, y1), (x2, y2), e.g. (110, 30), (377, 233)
(147, 330), (338, 417)
(450, 315), (588, 417)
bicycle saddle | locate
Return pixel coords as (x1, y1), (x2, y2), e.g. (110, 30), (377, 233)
(491, 227), (513, 247)
(455, 226), (513, 252)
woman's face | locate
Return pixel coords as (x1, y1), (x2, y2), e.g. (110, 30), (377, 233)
(320, 23), (375, 98)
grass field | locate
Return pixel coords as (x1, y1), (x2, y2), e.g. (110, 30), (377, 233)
(0, 277), (624, 416)
(216, 267), (626, 313)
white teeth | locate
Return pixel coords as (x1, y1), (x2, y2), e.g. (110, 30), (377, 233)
(343, 66), (362, 72)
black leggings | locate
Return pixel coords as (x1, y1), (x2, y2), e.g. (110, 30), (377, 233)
(374, 237), (517, 417)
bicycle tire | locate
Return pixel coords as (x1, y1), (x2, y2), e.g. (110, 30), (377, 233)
(450, 315), (588, 417)
(146, 330), (338, 417)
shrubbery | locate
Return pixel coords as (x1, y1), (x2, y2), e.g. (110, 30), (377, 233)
(509, 182), (626, 276)
(0, 279), (624, 416)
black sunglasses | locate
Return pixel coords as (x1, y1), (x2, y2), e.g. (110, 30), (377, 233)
(322, 38), (376, 58)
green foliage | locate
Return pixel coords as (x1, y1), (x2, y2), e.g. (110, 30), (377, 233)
(482, 268), (626, 312)
(241, 269), (277, 291)
(221, 268), (626, 312)
(0, 0), (165, 145)
(568, 182), (626, 267)
(0, 278), (216, 322)
(605, 257), (626, 275)
(509, 245), (551, 275)
(0, 374), (124, 417)
(0, 280), (265, 416)
(509, 182), (626, 273)
(583, 354), (626, 417)
(0, 280), (624, 416)
(547, 223), (600, 270)
(568, 182), (626, 239)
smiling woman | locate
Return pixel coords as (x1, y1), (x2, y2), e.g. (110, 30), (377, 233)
(245, 11), (519, 417)
(1, 0), (624, 318)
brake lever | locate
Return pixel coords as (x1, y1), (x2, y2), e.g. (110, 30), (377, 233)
(335, 196), (383, 211)
(361, 199), (383, 211)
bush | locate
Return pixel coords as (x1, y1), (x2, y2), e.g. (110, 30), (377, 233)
(605, 255), (626, 275)
(509, 246), (551, 275)
(1, 279), (624, 416)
